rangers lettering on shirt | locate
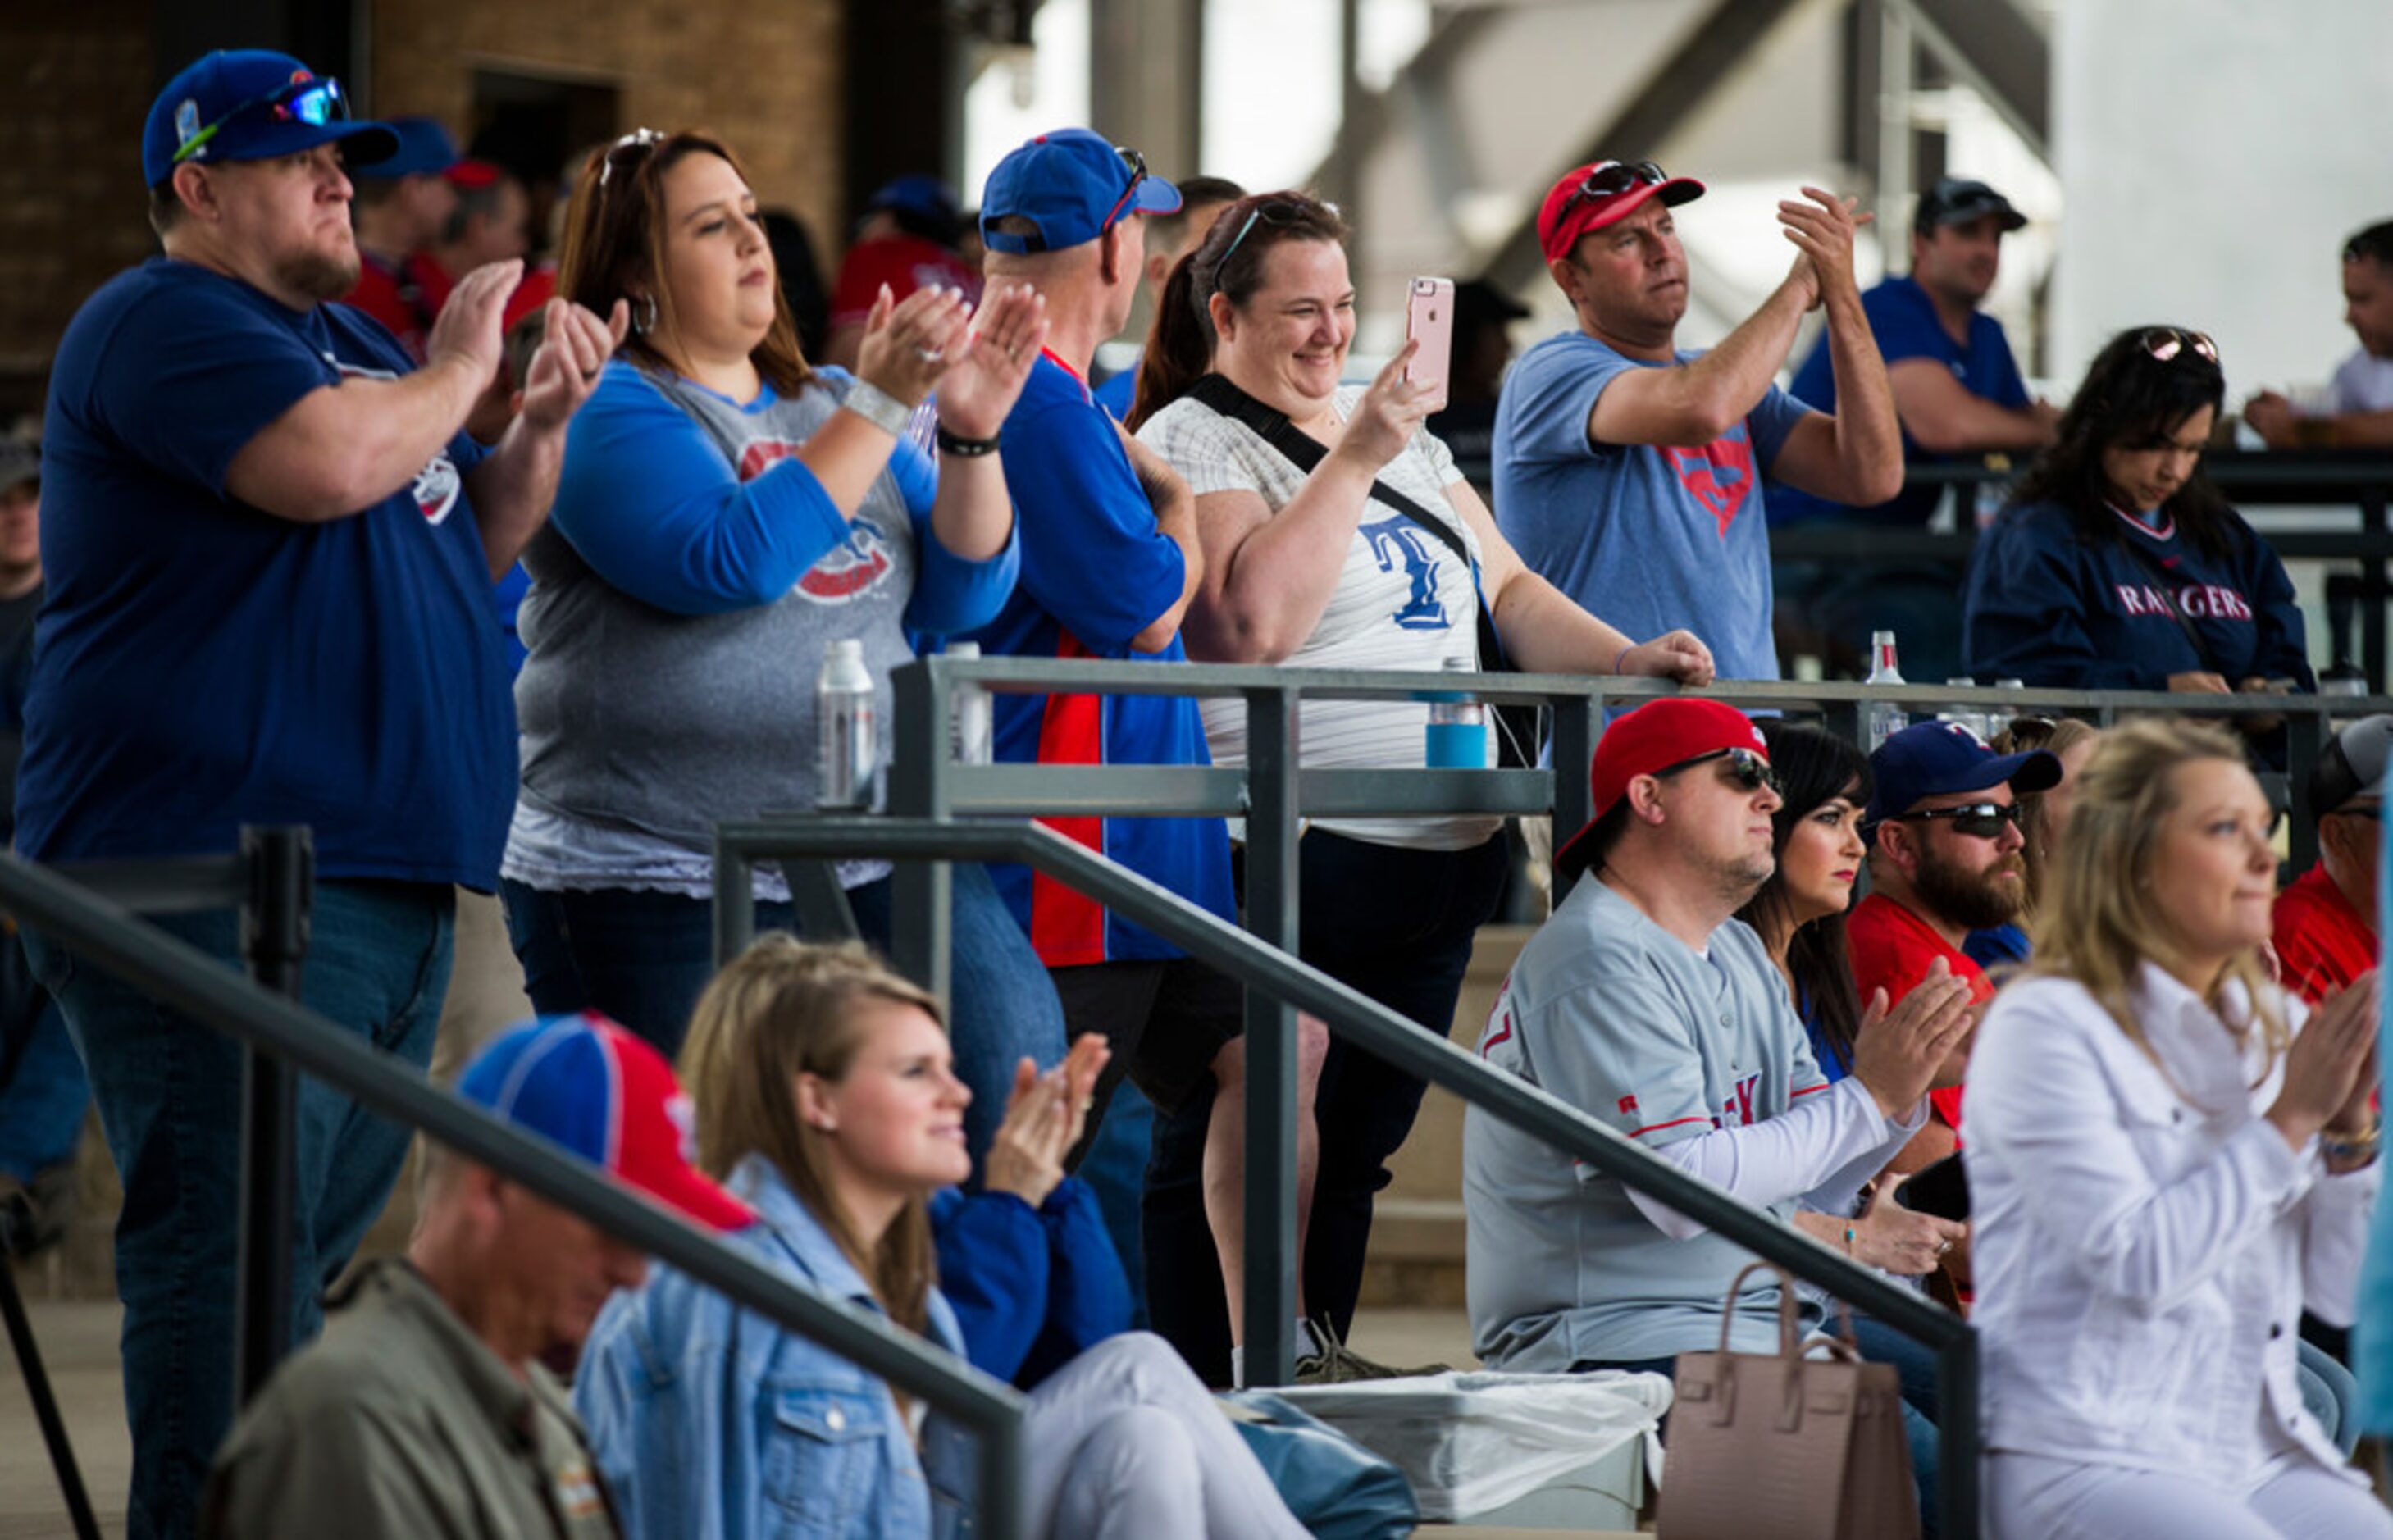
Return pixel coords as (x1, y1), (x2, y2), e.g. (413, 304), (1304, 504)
(1721, 1072), (1762, 1128)
(2113, 583), (2254, 622)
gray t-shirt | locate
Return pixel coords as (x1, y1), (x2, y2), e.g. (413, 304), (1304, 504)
(1463, 877), (1839, 1369)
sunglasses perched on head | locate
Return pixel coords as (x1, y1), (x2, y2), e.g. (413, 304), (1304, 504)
(597, 127), (668, 189)
(2139, 327), (2218, 367)
(1096, 144), (1149, 233)
(173, 75), (349, 166)
(1559, 159), (1669, 222)
(1655, 745), (1779, 796)
(1219, 197), (1338, 269)
(1896, 802), (2024, 840)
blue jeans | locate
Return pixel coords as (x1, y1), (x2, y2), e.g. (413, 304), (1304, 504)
(1078, 1079), (1153, 1325)
(499, 863), (1065, 1163)
(1146, 830), (1509, 1384)
(0, 927), (88, 1182)
(25, 880), (454, 1540)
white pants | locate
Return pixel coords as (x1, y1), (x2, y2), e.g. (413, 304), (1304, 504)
(1987, 1451), (2393, 1539)
(1022, 1333), (1309, 1540)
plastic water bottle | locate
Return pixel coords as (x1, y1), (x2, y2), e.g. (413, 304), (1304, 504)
(946, 640), (992, 764)
(816, 638), (875, 809)
(1864, 631), (1907, 753)
(1425, 657), (1487, 768)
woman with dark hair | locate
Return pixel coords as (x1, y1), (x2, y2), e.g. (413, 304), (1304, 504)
(1962, 326), (2312, 710)
(499, 128), (1066, 1156)
(1734, 722), (1964, 1273)
(1124, 189), (1715, 1381)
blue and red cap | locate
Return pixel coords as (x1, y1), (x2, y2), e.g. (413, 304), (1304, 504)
(1863, 720), (2060, 832)
(143, 49), (398, 187)
(458, 1012), (753, 1232)
(979, 129), (1180, 255)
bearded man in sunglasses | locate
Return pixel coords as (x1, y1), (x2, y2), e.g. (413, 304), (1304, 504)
(1850, 722), (2062, 1190)
(1493, 158), (1902, 685)
(26, 49), (624, 1536)
(1465, 699), (1973, 1513)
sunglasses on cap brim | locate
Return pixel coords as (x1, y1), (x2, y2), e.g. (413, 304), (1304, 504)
(173, 75), (350, 166)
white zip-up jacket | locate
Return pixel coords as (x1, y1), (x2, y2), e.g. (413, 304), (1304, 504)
(1967, 965), (2377, 1485)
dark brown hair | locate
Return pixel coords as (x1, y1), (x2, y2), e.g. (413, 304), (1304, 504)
(1126, 189), (1347, 431)
(557, 130), (813, 395)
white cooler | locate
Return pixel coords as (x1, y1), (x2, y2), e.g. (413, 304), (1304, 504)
(1273, 1369), (1670, 1529)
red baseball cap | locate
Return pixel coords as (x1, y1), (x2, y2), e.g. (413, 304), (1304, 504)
(1538, 158), (1706, 263)
(1553, 699), (1769, 879)
(459, 1012), (754, 1233)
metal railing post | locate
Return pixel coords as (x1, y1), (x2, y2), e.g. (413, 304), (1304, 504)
(1549, 690), (1597, 904)
(1240, 684), (1302, 1386)
(0, 1260), (102, 1540)
(887, 660), (955, 1006)
(1937, 1333), (1981, 1537)
(712, 832), (756, 971)
(233, 825), (311, 1406)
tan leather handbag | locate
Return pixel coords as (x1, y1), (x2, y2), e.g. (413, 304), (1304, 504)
(1655, 1261), (1923, 1539)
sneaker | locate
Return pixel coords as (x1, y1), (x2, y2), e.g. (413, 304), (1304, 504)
(1292, 1318), (1448, 1384)
(0, 1163), (76, 1260)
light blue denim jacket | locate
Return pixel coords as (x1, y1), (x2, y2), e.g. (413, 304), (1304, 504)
(576, 1155), (976, 1539)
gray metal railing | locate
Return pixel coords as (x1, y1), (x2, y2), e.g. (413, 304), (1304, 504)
(709, 654), (2393, 1540)
(0, 850), (1030, 1538)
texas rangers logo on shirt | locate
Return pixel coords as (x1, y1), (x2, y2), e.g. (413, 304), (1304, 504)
(1662, 433), (1756, 538)
(334, 362), (461, 524)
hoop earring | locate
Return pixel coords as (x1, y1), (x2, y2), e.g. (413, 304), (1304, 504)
(631, 294), (659, 335)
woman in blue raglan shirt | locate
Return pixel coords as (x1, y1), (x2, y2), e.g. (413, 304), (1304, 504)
(1962, 326), (2313, 727)
(499, 128), (1065, 1155)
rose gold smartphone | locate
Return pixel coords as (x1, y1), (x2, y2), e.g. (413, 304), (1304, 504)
(1404, 276), (1455, 412)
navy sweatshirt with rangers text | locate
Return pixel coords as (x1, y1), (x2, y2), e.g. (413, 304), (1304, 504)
(1962, 498), (2313, 690)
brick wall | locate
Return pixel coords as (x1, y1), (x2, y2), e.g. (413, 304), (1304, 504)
(0, 0), (157, 426)
(371, 0), (847, 266)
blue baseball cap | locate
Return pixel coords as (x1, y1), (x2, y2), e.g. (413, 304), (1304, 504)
(979, 129), (1180, 255)
(354, 115), (458, 180)
(142, 50), (398, 187)
(458, 1012), (753, 1232)
(1864, 720), (2061, 832)
(867, 173), (961, 225)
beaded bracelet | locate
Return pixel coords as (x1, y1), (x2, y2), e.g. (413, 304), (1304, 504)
(2322, 1117), (2382, 1167)
(936, 426), (1001, 458)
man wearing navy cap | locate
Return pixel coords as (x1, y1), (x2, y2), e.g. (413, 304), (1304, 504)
(1773, 176), (2059, 681)
(25, 48), (626, 1534)
(203, 1014), (750, 1538)
(1494, 159), (1902, 684)
(1848, 721), (2060, 1181)
(344, 114), (459, 358)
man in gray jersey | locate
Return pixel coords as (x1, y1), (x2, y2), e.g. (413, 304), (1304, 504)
(1464, 698), (1971, 1373)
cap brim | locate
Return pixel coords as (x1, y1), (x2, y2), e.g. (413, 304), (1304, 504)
(640, 1167), (755, 1233)
(1930, 202), (2027, 233)
(1543, 175), (1707, 261)
(1552, 818), (1602, 883)
(1128, 175), (1183, 217)
(223, 119), (399, 170)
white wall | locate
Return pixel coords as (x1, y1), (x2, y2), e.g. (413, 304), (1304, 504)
(2052, 0), (2393, 399)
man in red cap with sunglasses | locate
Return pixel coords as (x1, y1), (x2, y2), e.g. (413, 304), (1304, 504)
(1464, 699), (1971, 1505)
(26, 48), (627, 1536)
(1494, 159), (1902, 683)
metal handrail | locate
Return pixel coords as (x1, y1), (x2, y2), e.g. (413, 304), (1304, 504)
(0, 850), (1030, 1538)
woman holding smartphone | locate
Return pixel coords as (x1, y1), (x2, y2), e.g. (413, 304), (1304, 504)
(1124, 189), (1713, 1380)
(1967, 718), (2386, 1538)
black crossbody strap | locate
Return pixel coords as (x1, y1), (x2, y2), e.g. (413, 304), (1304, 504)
(2113, 528), (2227, 677)
(1185, 374), (1509, 667)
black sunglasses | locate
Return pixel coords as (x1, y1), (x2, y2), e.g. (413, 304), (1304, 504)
(2328, 804), (2384, 822)
(1219, 197), (1337, 269)
(1656, 745), (1779, 796)
(1096, 144), (1149, 232)
(2139, 327), (2218, 367)
(596, 127), (667, 192)
(1558, 160), (1669, 223)
(1897, 801), (2025, 840)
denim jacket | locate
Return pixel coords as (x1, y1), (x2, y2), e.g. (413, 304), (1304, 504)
(577, 1155), (976, 1540)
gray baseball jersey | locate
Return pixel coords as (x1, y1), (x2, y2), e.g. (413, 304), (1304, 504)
(1464, 875), (1896, 1369)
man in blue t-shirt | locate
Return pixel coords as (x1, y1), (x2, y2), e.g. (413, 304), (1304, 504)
(29, 50), (624, 1536)
(1494, 159), (1902, 684)
(1772, 177), (2059, 680)
(973, 130), (1339, 1387)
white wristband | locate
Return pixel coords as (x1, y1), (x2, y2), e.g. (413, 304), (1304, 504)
(842, 379), (913, 438)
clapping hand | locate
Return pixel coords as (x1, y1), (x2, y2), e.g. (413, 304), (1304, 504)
(1778, 187), (1871, 311)
(2271, 972), (2380, 1152)
(1850, 957), (1978, 1119)
(981, 1035), (1112, 1208)
(515, 294), (633, 433)
(855, 283), (974, 409)
(932, 283), (1050, 442)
